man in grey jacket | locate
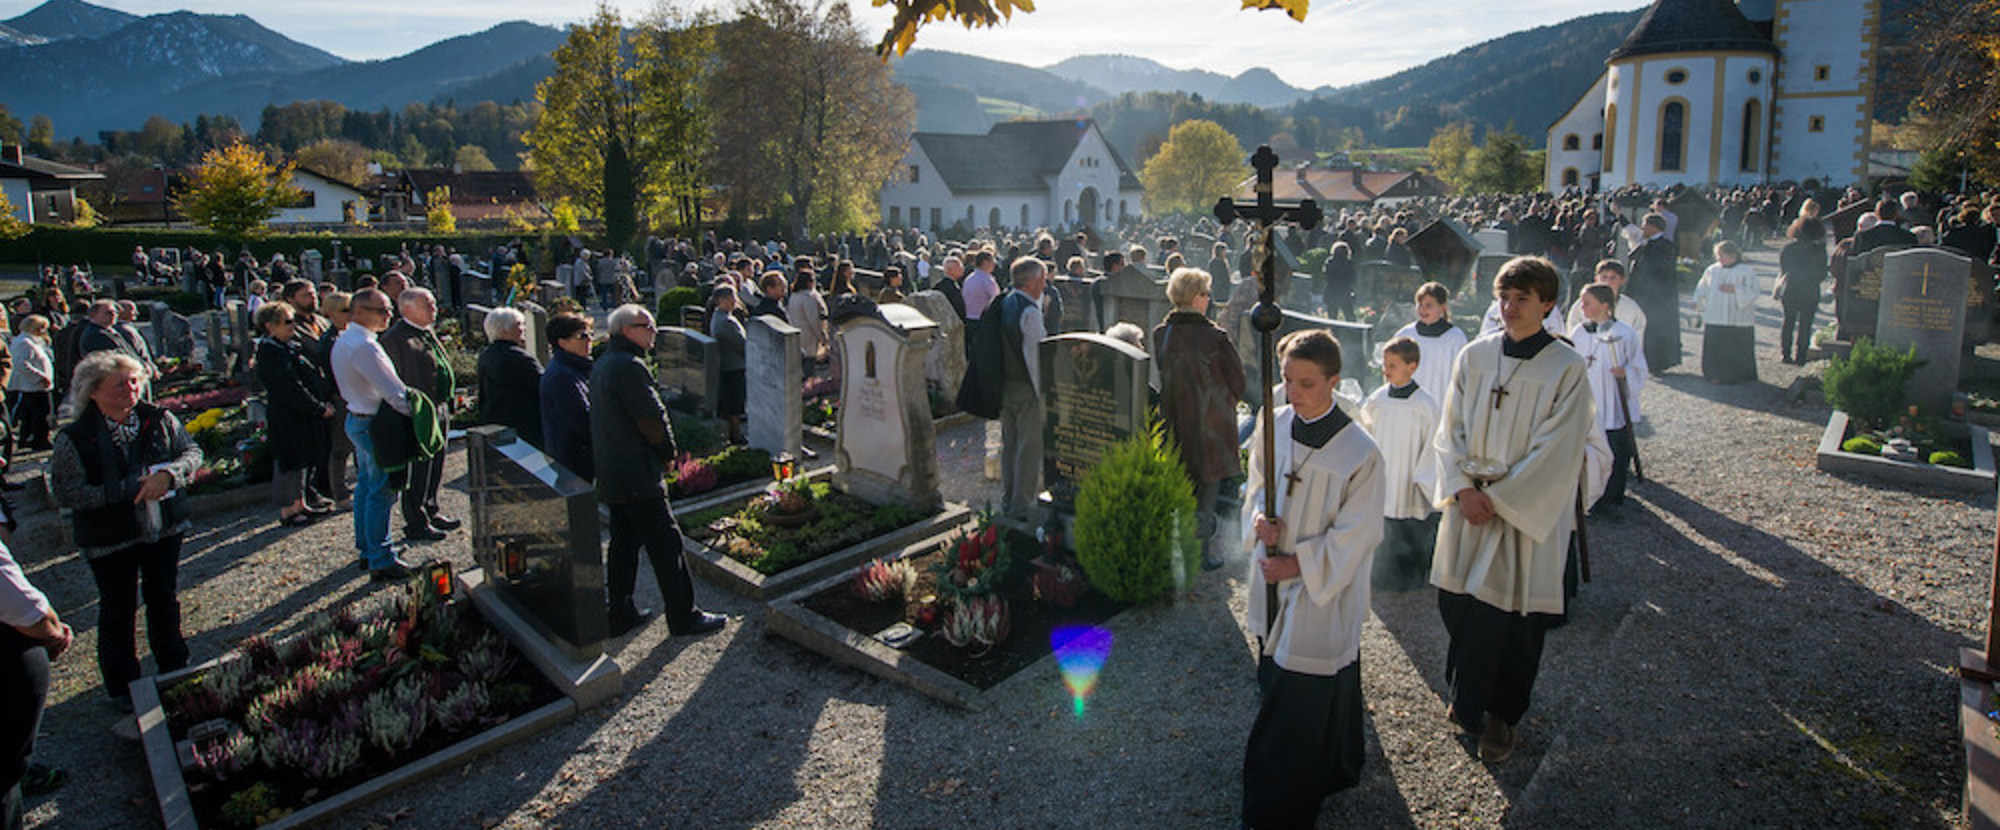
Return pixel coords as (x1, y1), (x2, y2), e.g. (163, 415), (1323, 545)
(588, 304), (727, 637)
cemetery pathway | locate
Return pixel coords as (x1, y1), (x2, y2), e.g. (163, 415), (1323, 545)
(13, 247), (1991, 829)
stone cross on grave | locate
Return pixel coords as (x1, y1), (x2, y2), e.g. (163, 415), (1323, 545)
(1213, 146), (1321, 632)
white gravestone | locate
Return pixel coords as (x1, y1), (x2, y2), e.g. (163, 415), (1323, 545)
(834, 305), (939, 509)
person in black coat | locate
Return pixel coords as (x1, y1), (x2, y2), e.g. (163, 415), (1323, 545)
(1322, 242), (1357, 321)
(1778, 217), (1830, 365)
(475, 307), (544, 450)
(1852, 199), (1919, 255)
(254, 302), (336, 526)
(378, 288), (457, 543)
(538, 313), (595, 481)
(1627, 213), (1683, 371)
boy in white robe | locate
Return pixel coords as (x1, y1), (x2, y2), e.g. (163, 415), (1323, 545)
(1563, 259), (1649, 348)
(1431, 256), (1595, 764)
(1241, 329), (1385, 829)
(1358, 336), (1440, 591)
(1393, 281), (1469, 401)
(1569, 283), (1647, 513)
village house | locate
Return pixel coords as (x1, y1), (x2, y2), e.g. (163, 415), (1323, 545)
(878, 119), (1143, 233)
(0, 142), (103, 224)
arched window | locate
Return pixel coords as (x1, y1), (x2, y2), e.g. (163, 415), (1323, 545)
(1020, 204), (1029, 228)
(1562, 168), (1579, 188)
(988, 207), (1001, 228)
(1592, 133), (1603, 150)
(1563, 134), (1580, 151)
(1658, 100), (1686, 172)
(1602, 105), (1618, 172)
(1740, 99), (1762, 172)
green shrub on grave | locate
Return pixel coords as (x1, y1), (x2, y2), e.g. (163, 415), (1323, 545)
(1842, 435), (1883, 455)
(1823, 338), (1925, 429)
(1931, 450), (1970, 468)
(1072, 426), (1199, 604)
(657, 287), (700, 327)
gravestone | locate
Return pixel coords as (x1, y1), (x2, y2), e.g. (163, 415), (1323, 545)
(229, 301), (254, 378)
(655, 326), (720, 418)
(903, 291), (965, 403)
(1357, 261), (1428, 308)
(465, 426), (608, 660)
(1236, 309), (1379, 406)
(1407, 219), (1478, 291)
(1039, 333), (1150, 512)
(463, 304), (492, 345)
(196, 312), (227, 373)
(746, 315), (803, 460)
(1101, 266), (1168, 331)
(833, 305), (940, 509)
(1049, 275), (1102, 332)
(1877, 248), (1973, 414)
(519, 302), (550, 365)
(1839, 246), (1910, 341)
(301, 250), (323, 283)
(1474, 228), (1509, 256)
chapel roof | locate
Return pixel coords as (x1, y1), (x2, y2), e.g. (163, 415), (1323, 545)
(1608, 0), (1778, 61)
(914, 119), (1137, 193)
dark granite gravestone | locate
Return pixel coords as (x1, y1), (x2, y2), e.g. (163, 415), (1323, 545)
(301, 250), (323, 284)
(1357, 261), (1428, 309)
(1407, 218), (1478, 292)
(746, 314), (803, 459)
(1038, 333), (1150, 512)
(229, 301), (254, 379)
(1234, 309), (1378, 406)
(1101, 266), (1169, 331)
(655, 326), (720, 418)
(1968, 261), (1995, 347)
(834, 305), (940, 509)
(1839, 246), (1911, 341)
(1877, 248), (1973, 414)
(903, 291), (966, 403)
(1826, 201), (1869, 243)
(466, 427), (608, 660)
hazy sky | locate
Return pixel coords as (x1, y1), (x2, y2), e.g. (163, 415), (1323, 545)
(2, 0), (1640, 89)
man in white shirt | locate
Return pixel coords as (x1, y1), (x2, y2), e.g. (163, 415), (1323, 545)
(998, 258), (1047, 519)
(330, 288), (414, 579)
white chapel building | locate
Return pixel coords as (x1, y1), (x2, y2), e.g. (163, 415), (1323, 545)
(878, 119), (1143, 233)
(1545, 0), (1879, 192)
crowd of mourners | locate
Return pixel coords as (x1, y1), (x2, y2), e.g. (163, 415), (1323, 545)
(6, 174), (2000, 830)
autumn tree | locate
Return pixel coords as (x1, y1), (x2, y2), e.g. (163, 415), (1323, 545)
(0, 191), (28, 241)
(1903, 0), (2000, 186)
(26, 115), (53, 155)
(524, 4), (635, 235)
(1424, 122), (1475, 192)
(427, 186), (457, 234)
(453, 144), (498, 172)
(1462, 124), (1540, 194)
(1138, 119), (1248, 216)
(295, 138), (371, 186)
(708, 0), (914, 239)
(175, 143), (303, 241)
(628, 7), (714, 232)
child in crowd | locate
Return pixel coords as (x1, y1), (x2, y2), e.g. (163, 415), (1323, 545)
(1394, 282), (1469, 399)
(1693, 240), (1760, 384)
(1358, 336), (1440, 591)
(1569, 284), (1647, 513)
(1563, 260), (1648, 348)
(1241, 329), (1385, 829)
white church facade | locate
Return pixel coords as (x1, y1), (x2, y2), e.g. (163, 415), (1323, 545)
(878, 119), (1143, 233)
(1546, 0), (1879, 192)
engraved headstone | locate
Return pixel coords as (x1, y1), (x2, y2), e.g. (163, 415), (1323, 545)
(1876, 248), (1972, 414)
(1357, 261), (1427, 308)
(1039, 333), (1150, 512)
(1235, 309), (1378, 405)
(301, 249), (323, 283)
(902, 291), (965, 404)
(746, 315), (803, 459)
(1838, 246), (1909, 341)
(833, 305), (939, 509)
(229, 300), (254, 379)
(466, 427), (608, 660)
(655, 326), (720, 418)
(1101, 265), (1168, 330)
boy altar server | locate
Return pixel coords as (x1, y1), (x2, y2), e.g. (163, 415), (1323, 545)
(1569, 283), (1646, 513)
(1393, 281), (1469, 401)
(1358, 336), (1441, 591)
(1241, 329), (1386, 829)
(1432, 256), (1595, 764)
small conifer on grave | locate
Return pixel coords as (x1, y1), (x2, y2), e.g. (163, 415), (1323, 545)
(1823, 337), (1926, 428)
(1072, 425), (1200, 604)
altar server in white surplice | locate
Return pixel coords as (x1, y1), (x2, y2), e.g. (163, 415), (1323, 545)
(1240, 329), (1385, 830)
(1569, 283), (1646, 513)
(1431, 256), (1594, 766)
(1393, 281), (1469, 402)
(1358, 336), (1440, 592)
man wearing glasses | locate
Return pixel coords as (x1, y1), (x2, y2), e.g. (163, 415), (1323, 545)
(587, 304), (726, 636)
(381, 288), (459, 543)
(328, 289), (414, 579)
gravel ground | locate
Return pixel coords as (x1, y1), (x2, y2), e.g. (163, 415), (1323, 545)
(15, 246), (1993, 829)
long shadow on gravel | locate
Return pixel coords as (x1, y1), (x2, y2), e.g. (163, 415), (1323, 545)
(1505, 483), (1965, 827)
(1648, 370), (1829, 428)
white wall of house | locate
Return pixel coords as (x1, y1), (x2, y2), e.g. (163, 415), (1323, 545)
(878, 123), (1138, 232)
(1546, 74), (1610, 192)
(271, 170), (362, 225)
(1050, 126), (1126, 228)
(1602, 53), (1776, 190)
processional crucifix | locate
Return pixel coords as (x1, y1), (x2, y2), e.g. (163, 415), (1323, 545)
(1213, 146), (1321, 633)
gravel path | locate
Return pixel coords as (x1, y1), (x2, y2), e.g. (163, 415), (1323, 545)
(15, 246), (1992, 829)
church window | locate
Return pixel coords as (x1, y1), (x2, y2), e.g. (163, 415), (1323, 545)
(1562, 168), (1579, 188)
(988, 207), (1001, 228)
(1665, 68), (1688, 85)
(889, 206), (901, 225)
(1602, 105), (1618, 172)
(1741, 99), (1762, 172)
(1809, 116), (1825, 133)
(1592, 133), (1603, 150)
(930, 207), (942, 229)
(1658, 101), (1686, 172)
(1748, 69), (1763, 85)
(1814, 65), (1830, 82)
(1563, 134), (1580, 151)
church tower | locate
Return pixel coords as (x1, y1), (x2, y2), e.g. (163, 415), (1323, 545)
(1764, 0), (1879, 186)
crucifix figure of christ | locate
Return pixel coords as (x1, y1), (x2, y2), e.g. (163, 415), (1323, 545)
(1213, 145), (1322, 632)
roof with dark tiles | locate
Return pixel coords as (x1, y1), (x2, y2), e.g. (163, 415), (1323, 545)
(1608, 0), (1778, 61)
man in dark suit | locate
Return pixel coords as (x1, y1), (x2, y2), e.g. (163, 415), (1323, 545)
(1627, 213), (1683, 371)
(379, 287), (457, 543)
(932, 254), (967, 321)
(1853, 199), (1919, 255)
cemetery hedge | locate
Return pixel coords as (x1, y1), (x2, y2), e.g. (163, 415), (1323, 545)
(0, 226), (525, 271)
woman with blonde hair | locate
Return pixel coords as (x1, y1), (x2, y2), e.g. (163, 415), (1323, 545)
(6, 316), (52, 451)
(1153, 267), (1246, 571)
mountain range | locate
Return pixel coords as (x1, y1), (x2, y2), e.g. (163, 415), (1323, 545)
(0, 0), (1916, 156)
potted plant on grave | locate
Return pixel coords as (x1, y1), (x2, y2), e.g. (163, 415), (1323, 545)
(931, 514), (1013, 655)
(1071, 427), (1200, 604)
(761, 473), (819, 528)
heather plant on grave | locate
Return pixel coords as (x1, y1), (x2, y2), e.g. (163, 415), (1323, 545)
(1072, 426), (1200, 604)
(1823, 337), (1925, 428)
(854, 557), (917, 603)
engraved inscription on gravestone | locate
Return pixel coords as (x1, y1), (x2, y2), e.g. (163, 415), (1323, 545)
(1876, 248), (1972, 414)
(1040, 333), (1150, 511)
(1839, 246), (1905, 341)
(655, 326), (720, 418)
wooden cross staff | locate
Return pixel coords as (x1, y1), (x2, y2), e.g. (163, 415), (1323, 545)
(1213, 145), (1322, 634)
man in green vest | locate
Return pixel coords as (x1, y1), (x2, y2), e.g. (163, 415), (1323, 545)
(381, 287), (458, 542)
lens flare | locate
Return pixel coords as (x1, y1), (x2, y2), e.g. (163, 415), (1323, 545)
(1051, 626), (1112, 717)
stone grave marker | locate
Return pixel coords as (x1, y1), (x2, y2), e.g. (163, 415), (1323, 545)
(195, 312), (225, 372)
(833, 305), (940, 509)
(655, 326), (720, 418)
(1838, 245), (1910, 342)
(902, 290), (965, 404)
(519, 302), (550, 365)
(1474, 228), (1509, 256)
(230, 300), (254, 378)
(1101, 265), (1168, 330)
(465, 426), (609, 660)
(1357, 261), (1427, 309)
(463, 303), (492, 344)
(1877, 248), (1973, 414)
(1039, 332), (1150, 512)
(1049, 275), (1102, 332)
(746, 315), (803, 460)
(1235, 309), (1378, 405)
(149, 303), (193, 360)
(302, 249), (323, 283)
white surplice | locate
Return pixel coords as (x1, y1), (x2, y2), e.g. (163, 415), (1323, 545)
(1358, 385), (1441, 521)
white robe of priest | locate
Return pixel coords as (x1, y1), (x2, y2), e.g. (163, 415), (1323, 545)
(1393, 321), (1470, 405)
(1430, 333), (1595, 616)
(1358, 385), (1441, 521)
(1241, 407), (1386, 676)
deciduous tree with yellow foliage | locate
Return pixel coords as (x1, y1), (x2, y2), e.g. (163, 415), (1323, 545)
(1140, 120), (1248, 216)
(174, 142), (302, 242)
